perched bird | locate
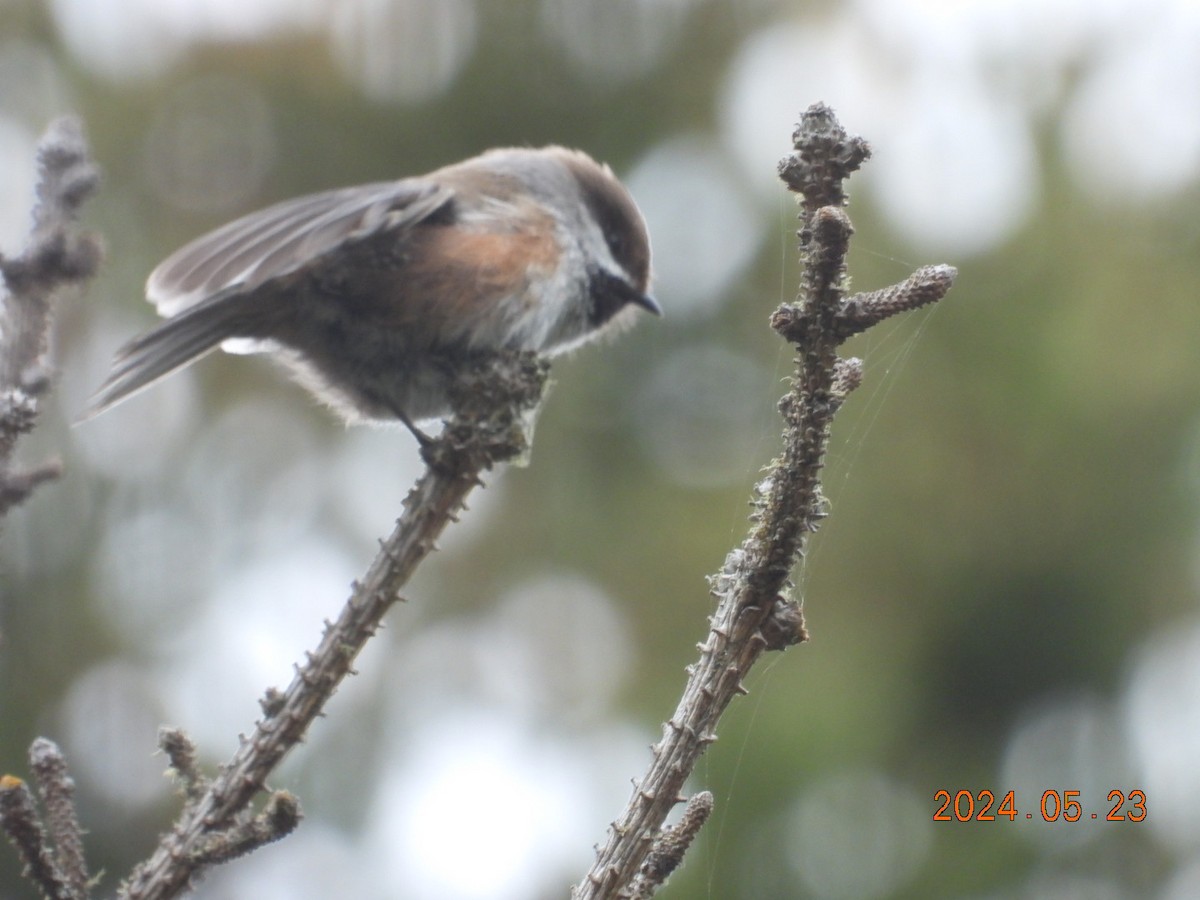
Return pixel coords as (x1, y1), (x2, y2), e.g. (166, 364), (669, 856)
(87, 146), (659, 431)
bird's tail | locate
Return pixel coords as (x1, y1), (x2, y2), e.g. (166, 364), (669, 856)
(83, 286), (252, 419)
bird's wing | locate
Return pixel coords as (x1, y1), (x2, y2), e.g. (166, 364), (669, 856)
(147, 179), (455, 315)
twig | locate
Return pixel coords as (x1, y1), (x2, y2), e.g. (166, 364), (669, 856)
(116, 351), (548, 900)
(0, 739), (91, 900)
(189, 791), (301, 865)
(573, 103), (958, 898)
(0, 776), (75, 900)
(627, 791), (713, 900)
(157, 728), (206, 803)
(0, 117), (102, 518)
(28, 740), (90, 899)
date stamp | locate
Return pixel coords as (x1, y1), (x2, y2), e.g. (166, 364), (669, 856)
(933, 789), (1146, 822)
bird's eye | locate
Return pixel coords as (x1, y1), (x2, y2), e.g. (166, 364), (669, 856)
(605, 232), (626, 262)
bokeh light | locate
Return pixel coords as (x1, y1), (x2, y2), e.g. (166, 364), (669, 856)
(1123, 620), (1200, 852)
(329, 0), (478, 103)
(627, 135), (765, 318)
(785, 770), (932, 899)
(369, 710), (593, 899)
(143, 75), (276, 214)
(539, 0), (693, 85)
(634, 343), (773, 488)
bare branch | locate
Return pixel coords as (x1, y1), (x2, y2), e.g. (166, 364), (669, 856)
(774, 264), (958, 344)
(28, 740), (89, 899)
(1, 776), (71, 900)
(573, 103), (958, 898)
(0, 117), (102, 518)
(117, 351), (548, 900)
(190, 792), (301, 865)
(1, 746), (91, 900)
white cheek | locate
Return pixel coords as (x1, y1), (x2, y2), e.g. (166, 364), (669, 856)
(526, 219), (622, 348)
(502, 268), (589, 351)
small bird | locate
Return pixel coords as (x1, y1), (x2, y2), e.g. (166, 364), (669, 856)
(87, 146), (659, 431)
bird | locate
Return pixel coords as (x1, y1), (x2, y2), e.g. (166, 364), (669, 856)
(86, 145), (659, 433)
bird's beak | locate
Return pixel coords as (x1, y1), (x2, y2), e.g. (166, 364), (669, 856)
(634, 293), (663, 316)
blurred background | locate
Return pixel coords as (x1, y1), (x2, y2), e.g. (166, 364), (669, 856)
(2, 0), (1200, 897)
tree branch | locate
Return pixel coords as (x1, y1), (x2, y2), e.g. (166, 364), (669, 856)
(0, 740), (91, 900)
(0, 117), (102, 519)
(573, 103), (957, 898)
(116, 351), (548, 900)
(27, 740), (89, 900)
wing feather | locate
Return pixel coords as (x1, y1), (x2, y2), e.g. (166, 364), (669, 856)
(148, 180), (454, 315)
(84, 179), (455, 418)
